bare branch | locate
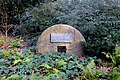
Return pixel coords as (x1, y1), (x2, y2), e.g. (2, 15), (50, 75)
(7, 24), (14, 31)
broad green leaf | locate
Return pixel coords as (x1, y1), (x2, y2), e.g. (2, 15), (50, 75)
(112, 75), (120, 80)
(6, 74), (21, 80)
(86, 60), (95, 69)
(14, 59), (22, 65)
(2, 50), (11, 57)
(40, 63), (52, 69)
(29, 75), (41, 80)
(24, 55), (32, 62)
(56, 59), (67, 67)
(77, 64), (84, 70)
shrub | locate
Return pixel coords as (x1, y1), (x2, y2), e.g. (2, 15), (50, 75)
(27, 36), (39, 47)
(10, 39), (22, 48)
(13, 2), (54, 39)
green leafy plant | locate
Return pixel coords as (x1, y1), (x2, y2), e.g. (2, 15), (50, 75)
(10, 39), (22, 48)
(108, 66), (120, 80)
(77, 59), (106, 80)
(0, 48), (108, 80)
(0, 36), (6, 47)
(103, 46), (120, 66)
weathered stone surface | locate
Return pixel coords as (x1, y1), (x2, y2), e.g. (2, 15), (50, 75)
(36, 24), (85, 56)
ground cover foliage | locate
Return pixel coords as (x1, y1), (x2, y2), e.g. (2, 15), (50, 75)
(0, 38), (120, 80)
